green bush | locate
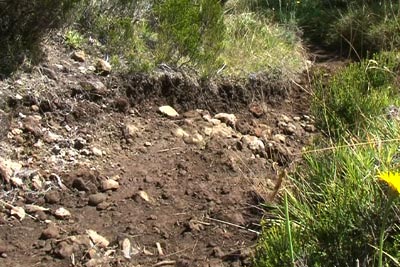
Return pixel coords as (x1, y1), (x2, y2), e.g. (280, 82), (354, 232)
(248, 0), (400, 56)
(312, 51), (400, 138)
(0, 0), (81, 75)
(154, 0), (225, 76)
(255, 120), (400, 266)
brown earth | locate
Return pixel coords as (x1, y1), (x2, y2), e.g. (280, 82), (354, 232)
(0, 40), (319, 267)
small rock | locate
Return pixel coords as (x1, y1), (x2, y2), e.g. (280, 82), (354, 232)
(211, 124), (235, 138)
(285, 123), (297, 135)
(136, 190), (150, 202)
(91, 147), (103, 157)
(214, 113), (236, 126)
(10, 206), (25, 221)
(79, 79), (107, 95)
(43, 131), (62, 143)
(96, 202), (110, 210)
(273, 134), (286, 143)
(95, 59), (111, 75)
(125, 124), (140, 139)
(0, 159), (22, 184)
(159, 105), (179, 118)
(305, 124), (316, 132)
(31, 105), (40, 112)
(88, 193), (107, 206)
(212, 247), (224, 258)
(144, 141), (152, 147)
(45, 191), (60, 204)
(183, 133), (204, 145)
(72, 178), (89, 191)
(293, 116), (301, 121)
(85, 258), (104, 267)
(54, 207), (71, 219)
(101, 179), (119, 191)
(87, 229), (109, 248)
(241, 135), (265, 152)
(23, 116), (42, 137)
(249, 103), (264, 117)
(121, 238), (131, 259)
(114, 97), (130, 113)
(174, 128), (189, 138)
(41, 224), (60, 239)
(55, 241), (74, 259)
(42, 67), (58, 80)
(71, 50), (86, 62)
(280, 114), (291, 123)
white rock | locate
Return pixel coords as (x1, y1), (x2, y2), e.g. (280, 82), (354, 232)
(91, 147), (103, 157)
(214, 113), (236, 126)
(11, 206), (25, 221)
(280, 114), (291, 123)
(183, 133), (204, 145)
(159, 106), (179, 118)
(87, 230), (109, 248)
(242, 135), (265, 152)
(138, 191), (150, 202)
(174, 128), (189, 138)
(273, 134), (286, 143)
(54, 207), (71, 219)
(211, 124), (236, 138)
(101, 179), (119, 191)
(122, 238), (131, 259)
(125, 124), (140, 138)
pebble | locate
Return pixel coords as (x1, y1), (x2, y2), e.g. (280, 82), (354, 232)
(91, 147), (103, 157)
(55, 241), (74, 259)
(88, 193), (107, 206)
(273, 134), (286, 143)
(101, 179), (119, 191)
(159, 105), (179, 118)
(72, 178), (89, 191)
(214, 113), (236, 126)
(41, 224), (60, 239)
(305, 124), (316, 132)
(71, 51), (86, 62)
(96, 59), (112, 75)
(45, 191), (60, 204)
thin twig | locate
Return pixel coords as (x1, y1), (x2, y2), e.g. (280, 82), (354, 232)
(206, 216), (260, 235)
(152, 260), (176, 267)
(157, 147), (181, 153)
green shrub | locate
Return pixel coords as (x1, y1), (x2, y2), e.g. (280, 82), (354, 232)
(0, 0), (81, 75)
(154, 0), (225, 76)
(249, 0), (400, 56)
(255, 120), (400, 266)
(312, 51), (400, 138)
(221, 12), (305, 78)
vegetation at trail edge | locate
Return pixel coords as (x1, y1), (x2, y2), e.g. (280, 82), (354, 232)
(1, 0), (400, 266)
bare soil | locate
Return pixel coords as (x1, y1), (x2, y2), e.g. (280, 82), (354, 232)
(0, 40), (317, 267)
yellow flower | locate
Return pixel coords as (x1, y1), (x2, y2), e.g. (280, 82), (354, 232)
(378, 171), (400, 194)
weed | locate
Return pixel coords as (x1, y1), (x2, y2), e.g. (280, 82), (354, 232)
(64, 29), (85, 49)
(312, 51), (400, 138)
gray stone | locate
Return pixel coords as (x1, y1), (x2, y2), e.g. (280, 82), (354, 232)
(88, 193), (107, 206)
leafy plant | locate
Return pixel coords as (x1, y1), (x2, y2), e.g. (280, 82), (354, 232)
(0, 0), (81, 75)
(64, 29), (85, 49)
(154, 0), (225, 76)
(312, 51), (400, 138)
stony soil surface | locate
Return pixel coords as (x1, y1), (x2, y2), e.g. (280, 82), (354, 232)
(0, 41), (316, 267)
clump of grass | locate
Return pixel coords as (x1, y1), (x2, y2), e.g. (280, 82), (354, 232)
(312, 51), (400, 138)
(220, 12), (306, 78)
(255, 118), (400, 266)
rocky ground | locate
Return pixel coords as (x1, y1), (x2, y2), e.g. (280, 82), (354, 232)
(0, 40), (317, 267)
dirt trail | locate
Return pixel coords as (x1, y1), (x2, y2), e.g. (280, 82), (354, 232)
(0, 41), (319, 267)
